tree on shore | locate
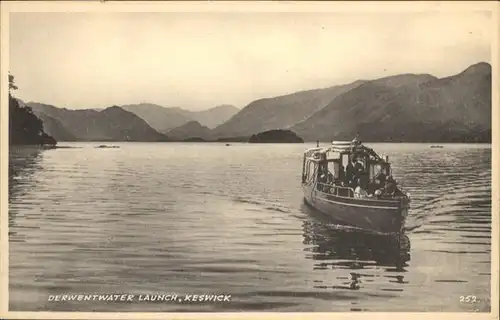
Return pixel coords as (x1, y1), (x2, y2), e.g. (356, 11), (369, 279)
(9, 74), (56, 146)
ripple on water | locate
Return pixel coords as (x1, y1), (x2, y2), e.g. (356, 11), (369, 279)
(8, 143), (491, 312)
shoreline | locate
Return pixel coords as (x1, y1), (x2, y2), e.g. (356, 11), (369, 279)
(8, 141), (493, 147)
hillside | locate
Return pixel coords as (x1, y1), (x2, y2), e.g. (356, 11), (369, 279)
(22, 61), (491, 143)
(166, 121), (213, 141)
(121, 103), (193, 133)
(291, 62), (491, 142)
(10, 97), (56, 146)
(9, 74), (56, 146)
(191, 104), (239, 129)
(35, 112), (77, 141)
(121, 103), (239, 132)
(211, 80), (366, 138)
(28, 103), (168, 142)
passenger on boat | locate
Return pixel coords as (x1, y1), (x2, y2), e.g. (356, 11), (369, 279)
(337, 165), (346, 184)
(355, 161), (365, 174)
(318, 167), (329, 192)
(373, 170), (387, 191)
(318, 164), (335, 193)
(345, 155), (356, 183)
(346, 155), (364, 188)
(383, 176), (398, 197)
(354, 176), (369, 198)
(327, 170), (334, 183)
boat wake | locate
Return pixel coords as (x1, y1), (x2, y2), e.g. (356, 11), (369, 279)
(232, 196), (293, 214)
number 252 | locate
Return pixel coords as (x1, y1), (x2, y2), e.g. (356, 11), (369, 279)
(460, 296), (477, 303)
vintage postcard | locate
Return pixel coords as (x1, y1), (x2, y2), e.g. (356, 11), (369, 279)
(0, 1), (498, 319)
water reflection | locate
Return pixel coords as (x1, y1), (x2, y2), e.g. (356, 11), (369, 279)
(9, 147), (43, 186)
(301, 202), (411, 273)
(7, 143), (491, 312)
(300, 203), (411, 305)
(9, 147), (44, 241)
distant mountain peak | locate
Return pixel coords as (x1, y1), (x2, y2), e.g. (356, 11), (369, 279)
(27, 103), (168, 142)
(291, 61), (491, 142)
(167, 119), (213, 141)
(101, 105), (131, 114)
(212, 79), (369, 138)
(180, 120), (206, 128)
(210, 104), (239, 111)
(461, 61), (491, 75)
(368, 73), (438, 88)
(121, 103), (238, 132)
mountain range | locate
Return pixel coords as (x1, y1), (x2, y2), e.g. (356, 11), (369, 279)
(27, 102), (239, 142)
(120, 103), (239, 133)
(28, 103), (167, 142)
(24, 61), (491, 143)
(291, 62), (491, 142)
(211, 80), (366, 138)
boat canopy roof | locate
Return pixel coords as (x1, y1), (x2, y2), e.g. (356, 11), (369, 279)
(304, 138), (386, 163)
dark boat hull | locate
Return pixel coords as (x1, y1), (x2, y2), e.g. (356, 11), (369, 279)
(302, 184), (407, 234)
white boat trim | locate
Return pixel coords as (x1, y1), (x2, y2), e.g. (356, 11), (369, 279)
(315, 193), (400, 210)
(315, 188), (400, 204)
(331, 141), (354, 145)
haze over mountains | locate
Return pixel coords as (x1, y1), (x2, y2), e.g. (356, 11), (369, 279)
(211, 81), (366, 138)
(24, 61), (491, 143)
(121, 104), (239, 133)
(27, 102), (239, 142)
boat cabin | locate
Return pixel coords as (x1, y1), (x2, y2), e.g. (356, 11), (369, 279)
(302, 140), (397, 198)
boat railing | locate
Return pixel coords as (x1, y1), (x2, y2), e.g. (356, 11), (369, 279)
(316, 182), (354, 198)
(304, 147), (327, 159)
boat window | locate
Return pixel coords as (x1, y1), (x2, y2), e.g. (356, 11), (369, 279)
(326, 151), (340, 161)
(302, 160), (308, 181)
(302, 156), (306, 181)
(369, 163), (375, 180)
(304, 160), (316, 184)
(341, 154), (349, 168)
(303, 160), (310, 181)
(328, 161), (339, 179)
(309, 162), (316, 181)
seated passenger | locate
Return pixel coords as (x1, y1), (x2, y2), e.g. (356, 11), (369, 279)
(354, 160), (364, 176)
(319, 173), (329, 192)
(327, 171), (334, 184)
(354, 177), (368, 198)
(383, 176), (398, 197)
(374, 171), (387, 188)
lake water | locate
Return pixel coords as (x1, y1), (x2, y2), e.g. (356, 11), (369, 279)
(8, 142), (492, 312)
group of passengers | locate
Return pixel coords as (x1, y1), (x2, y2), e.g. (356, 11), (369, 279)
(319, 153), (400, 198)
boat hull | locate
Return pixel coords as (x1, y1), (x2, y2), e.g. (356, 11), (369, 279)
(302, 184), (407, 234)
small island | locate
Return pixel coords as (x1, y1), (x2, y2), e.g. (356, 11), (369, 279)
(248, 129), (304, 143)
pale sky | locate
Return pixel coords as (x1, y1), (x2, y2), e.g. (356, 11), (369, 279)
(9, 10), (492, 111)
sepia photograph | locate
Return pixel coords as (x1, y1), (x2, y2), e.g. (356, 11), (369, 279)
(1, 0), (498, 318)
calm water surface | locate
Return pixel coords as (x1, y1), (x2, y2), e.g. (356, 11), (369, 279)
(9, 142), (492, 312)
